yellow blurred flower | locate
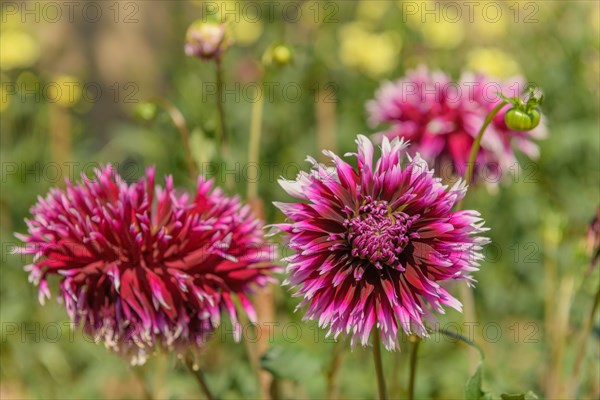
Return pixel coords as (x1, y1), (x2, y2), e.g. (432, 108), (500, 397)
(199, 0), (262, 46)
(339, 23), (401, 77)
(591, 2), (600, 46)
(467, 47), (521, 78)
(0, 30), (40, 70)
(46, 75), (82, 108)
(399, 0), (464, 48)
(420, 20), (465, 49)
(229, 19), (262, 46)
(470, 15), (508, 40)
(398, 0), (423, 28)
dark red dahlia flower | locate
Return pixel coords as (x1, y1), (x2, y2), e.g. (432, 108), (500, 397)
(273, 136), (489, 350)
(15, 166), (277, 364)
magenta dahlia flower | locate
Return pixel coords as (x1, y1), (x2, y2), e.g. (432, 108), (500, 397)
(273, 135), (489, 350)
(366, 66), (546, 181)
(15, 166), (277, 364)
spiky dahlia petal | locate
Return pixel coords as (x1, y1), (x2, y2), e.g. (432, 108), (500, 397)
(16, 165), (277, 364)
(275, 135), (489, 350)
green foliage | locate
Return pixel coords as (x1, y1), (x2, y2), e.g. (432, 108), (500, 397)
(260, 345), (321, 382)
(465, 364), (539, 400)
(500, 391), (539, 400)
(465, 364), (488, 400)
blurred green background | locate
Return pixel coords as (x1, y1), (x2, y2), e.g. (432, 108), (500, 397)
(1, 1), (599, 399)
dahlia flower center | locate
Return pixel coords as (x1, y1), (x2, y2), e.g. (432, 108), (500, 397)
(345, 200), (413, 269)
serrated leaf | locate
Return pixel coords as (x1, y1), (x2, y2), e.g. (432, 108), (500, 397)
(260, 345), (321, 382)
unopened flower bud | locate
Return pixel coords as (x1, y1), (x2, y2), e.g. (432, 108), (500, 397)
(272, 45), (292, 65)
(262, 44), (293, 67)
(184, 20), (232, 61)
(499, 88), (543, 131)
(134, 101), (158, 121)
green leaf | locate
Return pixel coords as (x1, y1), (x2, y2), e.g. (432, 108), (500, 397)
(500, 391), (539, 400)
(465, 363), (487, 400)
(260, 345), (321, 382)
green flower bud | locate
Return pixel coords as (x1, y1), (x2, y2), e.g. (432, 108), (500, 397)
(134, 101), (158, 121)
(499, 87), (543, 131)
(272, 45), (292, 65)
(262, 44), (293, 67)
(505, 107), (541, 131)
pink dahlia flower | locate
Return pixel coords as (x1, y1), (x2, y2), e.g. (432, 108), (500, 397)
(273, 135), (489, 350)
(366, 66), (546, 182)
(15, 166), (277, 364)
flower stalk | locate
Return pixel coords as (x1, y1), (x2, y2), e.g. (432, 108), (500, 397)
(465, 100), (508, 186)
(326, 340), (344, 400)
(408, 337), (420, 400)
(185, 355), (215, 400)
(153, 98), (197, 179)
(215, 58), (228, 153)
(372, 326), (388, 400)
(570, 281), (600, 397)
(456, 99), (506, 371)
(462, 88), (544, 179)
(132, 366), (153, 400)
(247, 83), (264, 200)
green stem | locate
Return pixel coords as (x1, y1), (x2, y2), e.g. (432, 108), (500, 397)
(237, 312), (263, 399)
(132, 366), (153, 400)
(437, 328), (485, 361)
(390, 347), (404, 398)
(408, 338), (420, 400)
(571, 281), (600, 397)
(326, 339), (345, 400)
(154, 98), (196, 179)
(215, 58), (227, 152)
(454, 101), (506, 370)
(247, 84), (264, 200)
(372, 326), (388, 400)
(459, 284), (479, 373)
(185, 355), (215, 400)
(464, 100), (507, 186)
